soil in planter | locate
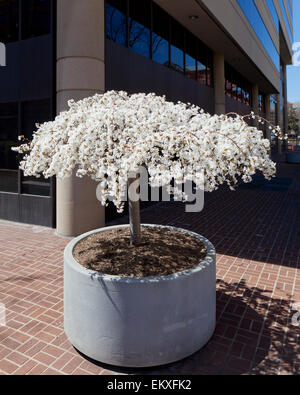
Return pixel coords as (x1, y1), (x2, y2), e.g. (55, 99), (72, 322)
(73, 227), (207, 278)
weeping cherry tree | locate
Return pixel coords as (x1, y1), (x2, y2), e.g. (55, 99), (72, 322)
(13, 91), (285, 246)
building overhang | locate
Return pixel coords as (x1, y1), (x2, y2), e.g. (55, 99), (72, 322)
(154, 0), (281, 94)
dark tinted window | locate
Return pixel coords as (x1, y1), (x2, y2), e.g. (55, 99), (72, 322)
(128, 0), (151, 58)
(105, 0), (213, 86)
(106, 0), (127, 46)
(0, 0), (19, 43)
(270, 94), (278, 125)
(21, 99), (51, 196)
(226, 80), (232, 96)
(185, 32), (196, 80)
(170, 19), (184, 74)
(21, 98), (51, 139)
(22, 0), (51, 39)
(0, 102), (18, 193)
(258, 93), (265, 113)
(152, 3), (169, 66)
(225, 63), (250, 105)
(197, 43), (207, 85)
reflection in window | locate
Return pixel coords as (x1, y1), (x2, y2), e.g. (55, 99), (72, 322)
(106, 0), (127, 46)
(0, 0), (19, 43)
(185, 33), (196, 80)
(22, 0), (51, 39)
(226, 80), (232, 96)
(237, 0), (280, 71)
(270, 94), (278, 126)
(185, 54), (196, 80)
(232, 83), (237, 99)
(287, 0), (293, 24)
(105, 0), (213, 86)
(265, 0), (279, 31)
(225, 63), (250, 105)
(206, 66), (212, 87)
(278, 0), (293, 43)
(152, 3), (169, 66)
(21, 99), (51, 196)
(128, 0), (151, 58)
(237, 87), (242, 102)
(0, 102), (18, 193)
(258, 93), (266, 113)
(197, 61), (206, 85)
(197, 43), (209, 85)
(170, 20), (184, 74)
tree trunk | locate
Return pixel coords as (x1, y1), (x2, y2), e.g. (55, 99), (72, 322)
(128, 175), (141, 246)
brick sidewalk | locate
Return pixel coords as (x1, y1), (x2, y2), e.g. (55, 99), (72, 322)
(0, 159), (299, 375)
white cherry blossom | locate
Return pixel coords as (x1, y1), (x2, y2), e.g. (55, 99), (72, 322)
(13, 90), (281, 214)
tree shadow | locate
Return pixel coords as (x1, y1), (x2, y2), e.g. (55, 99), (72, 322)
(136, 180), (300, 269)
(73, 279), (298, 375)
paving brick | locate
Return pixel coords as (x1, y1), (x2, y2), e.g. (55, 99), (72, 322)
(0, 156), (299, 375)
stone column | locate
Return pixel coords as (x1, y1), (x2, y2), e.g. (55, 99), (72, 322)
(251, 84), (259, 127)
(56, 0), (106, 237)
(213, 52), (225, 115)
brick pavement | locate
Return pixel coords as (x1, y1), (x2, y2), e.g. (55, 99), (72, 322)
(0, 157), (299, 375)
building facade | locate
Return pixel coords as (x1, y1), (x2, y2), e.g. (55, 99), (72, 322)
(0, 0), (294, 235)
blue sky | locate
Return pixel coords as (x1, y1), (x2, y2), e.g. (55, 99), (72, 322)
(287, 0), (300, 103)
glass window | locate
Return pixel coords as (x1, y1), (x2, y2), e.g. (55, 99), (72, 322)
(236, 0), (280, 71)
(278, 0), (293, 43)
(245, 92), (250, 106)
(237, 87), (242, 102)
(232, 83), (237, 99)
(270, 94), (278, 125)
(21, 99), (51, 196)
(226, 80), (232, 96)
(197, 61), (206, 85)
(0, 0), (19, 43)
(152, 3), (169, 66)
(197, 43), (208, 85)
(22, 0), (51, 40)
(170, 19), (184, 74)
(185, 32), (196, 80)
(106, 0), (127, 46)
(287, 0), (293, 24)
(0, 102), (18, 193)
(225, 63), (250, 104)
(128, 0), (151, 58)
(206, 67), (212, 86)
(265, 0), (279, 31)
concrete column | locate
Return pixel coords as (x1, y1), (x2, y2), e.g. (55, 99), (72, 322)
(213, 52), (225, 115)
(56, 0), (105, 237)
(251, 84), (259, 127)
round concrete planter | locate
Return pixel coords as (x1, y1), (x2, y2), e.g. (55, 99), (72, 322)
(64, 224), (216, 368)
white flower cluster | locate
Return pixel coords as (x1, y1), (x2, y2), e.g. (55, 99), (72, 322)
(13, 91), (279, 212)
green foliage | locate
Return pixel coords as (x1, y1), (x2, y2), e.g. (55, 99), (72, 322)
(288, 107), (299, 133)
